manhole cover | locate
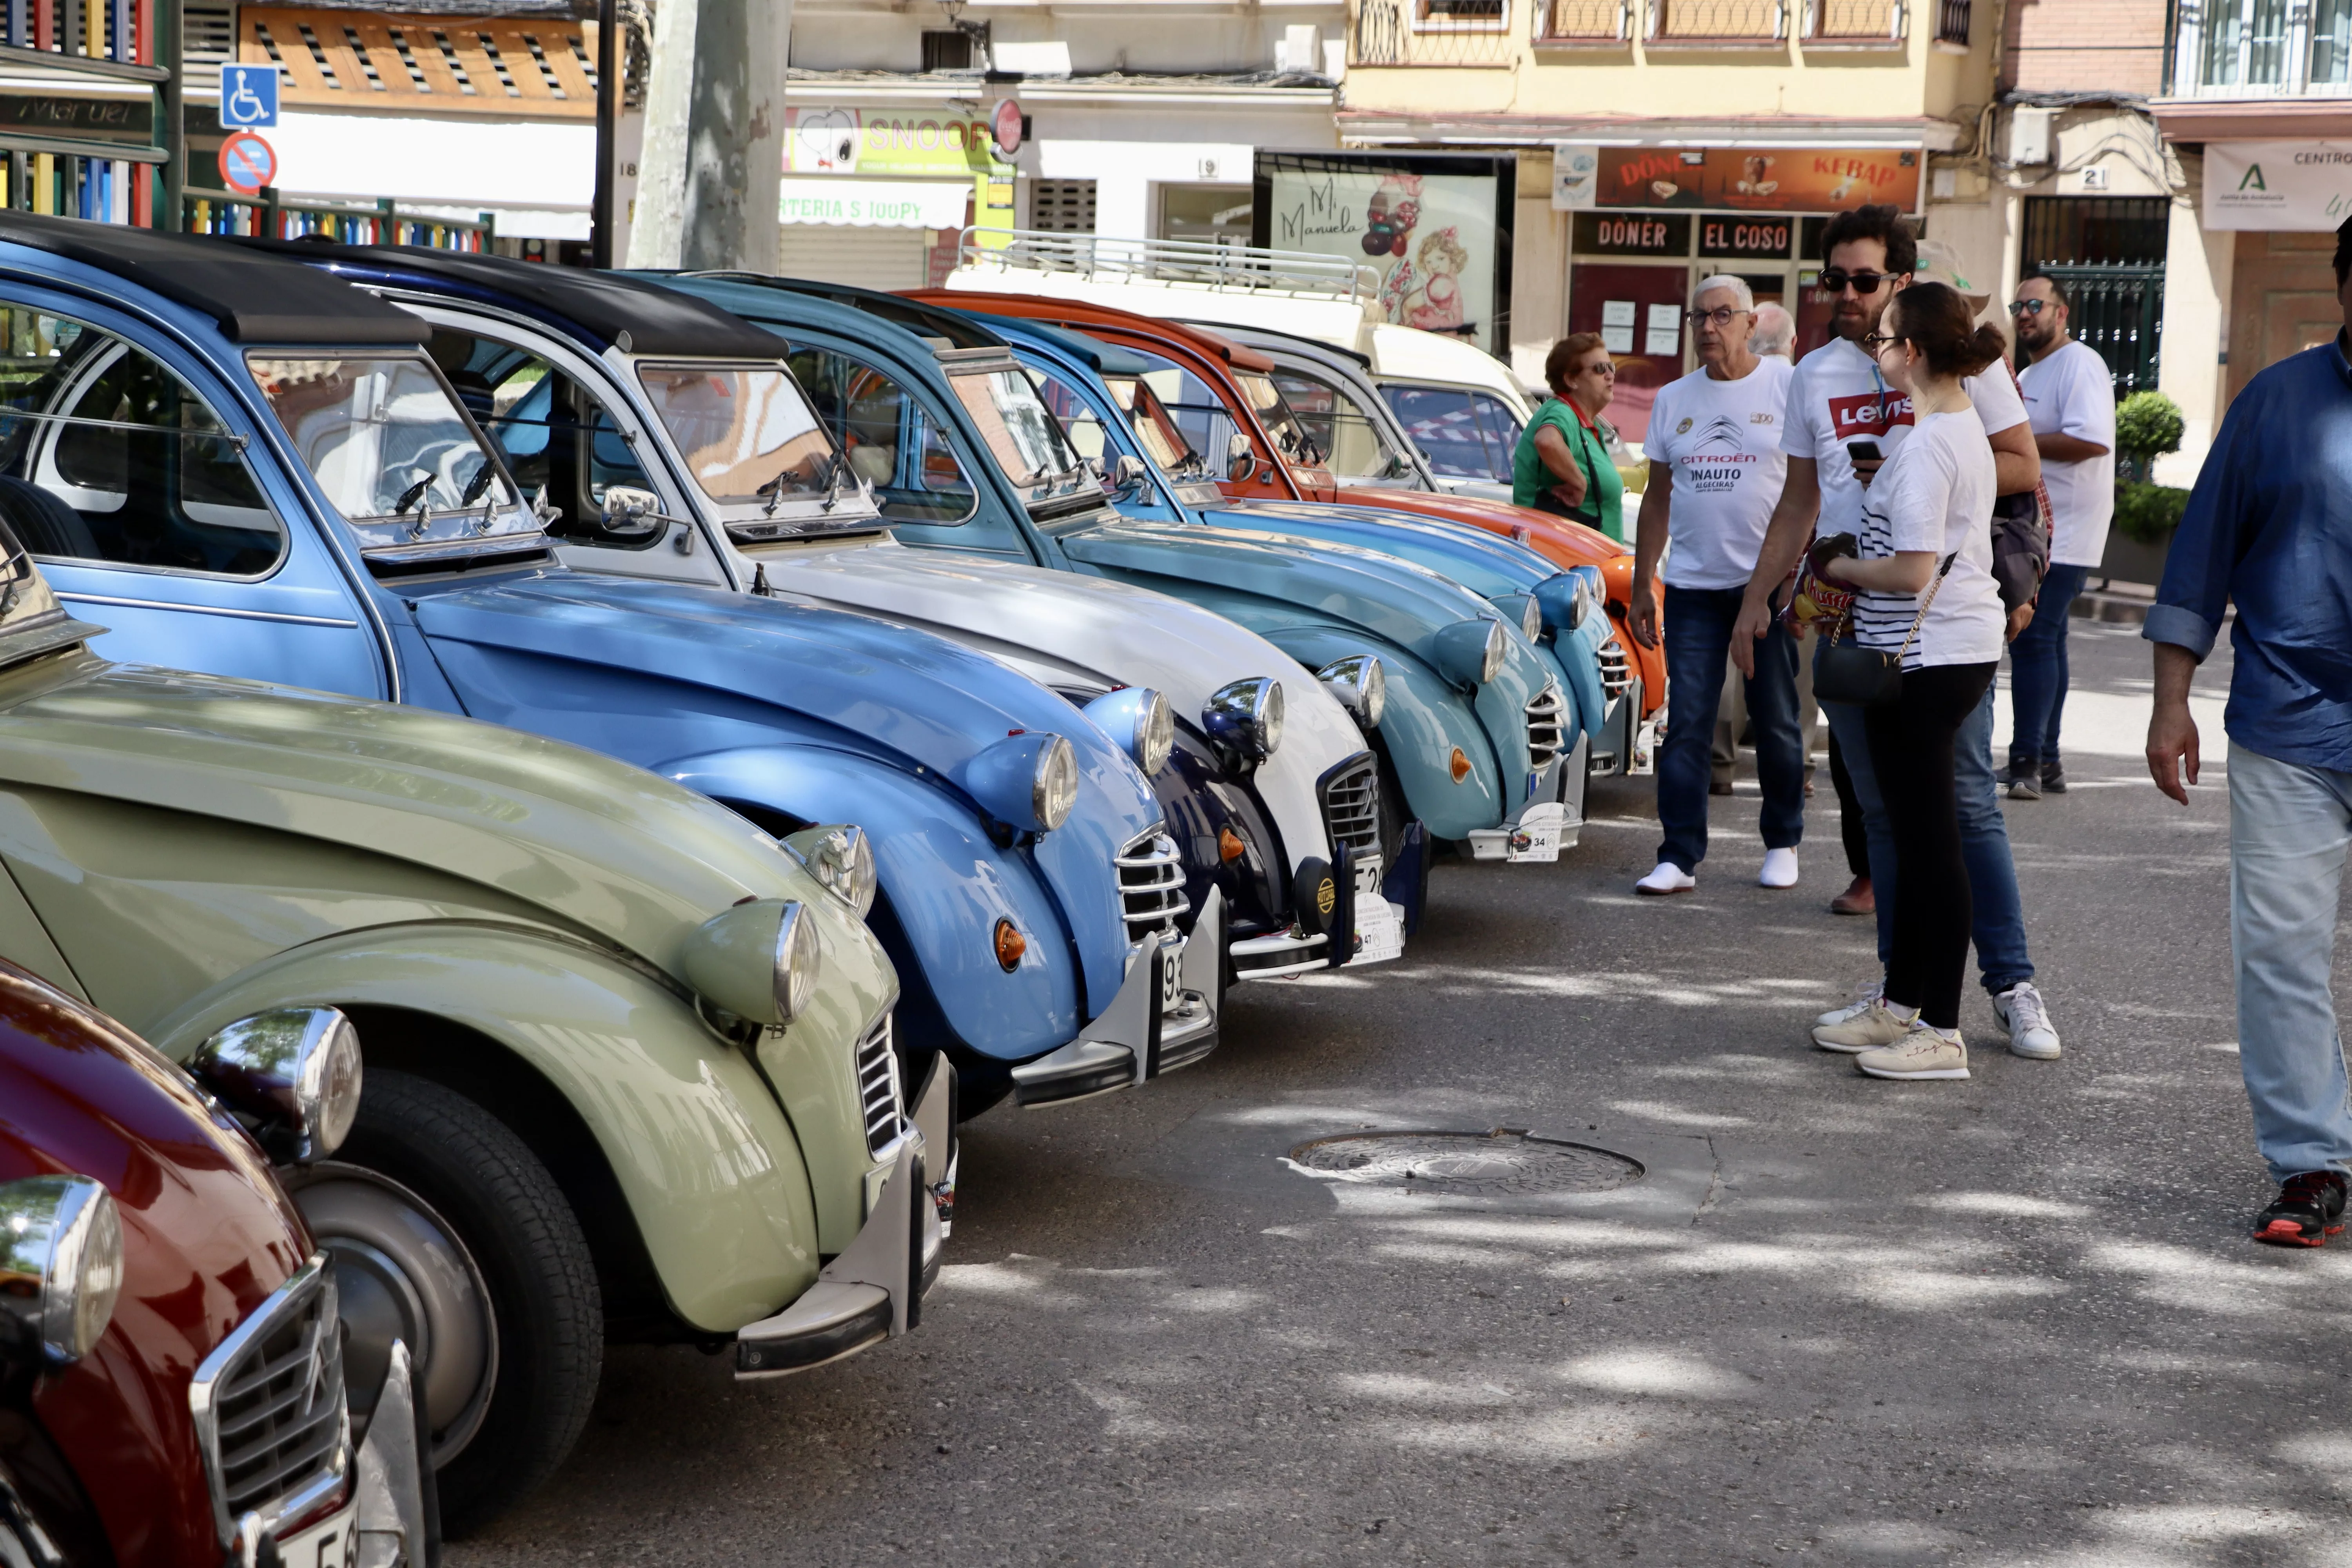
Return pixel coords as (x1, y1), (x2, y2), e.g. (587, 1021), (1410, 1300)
(1286, 1129), (1643, 1195)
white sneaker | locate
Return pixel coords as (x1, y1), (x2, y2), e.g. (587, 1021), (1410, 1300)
(1635, 861), (1695, 896)
(1815, 979), (1885, 1030)
(1992, 982), (2062, 1060)
(1855, 1025), (1971, 1080)
(1759, 847), (1799, 888)
(1812, 997), (1916, 1054)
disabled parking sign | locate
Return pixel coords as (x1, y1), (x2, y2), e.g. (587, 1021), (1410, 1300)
(218, 131), (277, 195)
(219, 63), (278, 129)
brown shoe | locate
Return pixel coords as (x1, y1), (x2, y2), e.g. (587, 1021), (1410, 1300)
(1829, 875), (1874, 916)
(1710, 779), (1735, 796)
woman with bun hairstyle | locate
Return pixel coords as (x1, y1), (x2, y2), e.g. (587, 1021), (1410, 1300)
(1811, 281), (2010, 1082)
(1513, 332), (1625, 541)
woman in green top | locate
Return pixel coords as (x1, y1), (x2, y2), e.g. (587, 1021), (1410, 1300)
(1513, 332), (1625, 542)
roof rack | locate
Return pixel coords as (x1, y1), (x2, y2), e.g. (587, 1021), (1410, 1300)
(956, 228), (1380, 304)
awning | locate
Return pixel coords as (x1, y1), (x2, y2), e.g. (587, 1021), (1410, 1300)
(778, 176), (970, 228)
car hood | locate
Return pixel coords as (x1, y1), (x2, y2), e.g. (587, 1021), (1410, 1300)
(403, 568), (1161, 831)
(0, 650), (840, 978)
(1216, 498), (1561, 597)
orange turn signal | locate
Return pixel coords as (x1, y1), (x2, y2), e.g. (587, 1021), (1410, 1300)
(1218, 826), (1247, 863)
(993, 918), (1027, 972)
(1449, 746), (1472, 784)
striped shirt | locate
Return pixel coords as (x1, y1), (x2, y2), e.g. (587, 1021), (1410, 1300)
(1853, 408), (2004, 670)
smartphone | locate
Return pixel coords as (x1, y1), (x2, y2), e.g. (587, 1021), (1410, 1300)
(1846, 440), (1883, 463)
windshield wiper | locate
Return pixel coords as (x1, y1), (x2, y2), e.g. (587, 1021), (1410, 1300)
(459, 462), (499, 508)
(392, 473), (435, 517)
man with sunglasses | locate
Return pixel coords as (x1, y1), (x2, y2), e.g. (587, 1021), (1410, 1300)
(1731, 204), (2064, 1065)
(2007, 272), (2115, 802)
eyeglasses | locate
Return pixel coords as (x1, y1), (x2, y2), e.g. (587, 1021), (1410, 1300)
(2009, 299), (2050, 317)
(1575, 361), (1617, 377)
(1818, 269), (1891, 295)
(1683, 306), (1753, 328)
(1860, 332), (1901, 350)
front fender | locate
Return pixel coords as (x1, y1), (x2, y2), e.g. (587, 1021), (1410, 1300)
(1257, 626), (1506, 840)
(138, 926), (845, 1334)
(663, 745), (1080, 1063)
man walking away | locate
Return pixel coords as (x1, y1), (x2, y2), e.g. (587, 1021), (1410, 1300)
(2008, 272), (2115, 800)
(1628, 276), (1802, 895)
(2145, 214), (2352, 1248)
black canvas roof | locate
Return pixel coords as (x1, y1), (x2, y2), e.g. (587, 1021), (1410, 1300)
(241, 241), (788, 360)
(0, 213), (427, 345)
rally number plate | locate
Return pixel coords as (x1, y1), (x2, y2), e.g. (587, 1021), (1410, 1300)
(1506, 803), (1568, 864)
(1158, 936), (1185, 1011)
(275, 1500), (360, 1568)
(1354, 899), (1405, 965)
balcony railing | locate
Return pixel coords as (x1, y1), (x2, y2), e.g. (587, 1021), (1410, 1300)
(1350, 0), (1520, 62)
(1934, 0), (1969, 44)
(1648, 0), (1788, 44)
(2171, 0), (2352, 96)
(1802, 0), (1906, 42)
(1537, 0), (1633, 42)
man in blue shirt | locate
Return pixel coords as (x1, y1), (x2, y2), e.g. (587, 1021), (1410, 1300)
(2146, 213), (2352, 1248)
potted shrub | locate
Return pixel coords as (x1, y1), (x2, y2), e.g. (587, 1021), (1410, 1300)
(2102, 390), (2189, 587)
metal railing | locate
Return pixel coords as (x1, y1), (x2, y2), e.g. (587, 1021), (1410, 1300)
(1350, 0), (1521, 64)
(1802, 0), (1906, 40)
(956, 229), (1382, 303)
(2170, 0), (2352, 95)
(1933, 0), (1969, 44)
(1649, 0), (1788, 43)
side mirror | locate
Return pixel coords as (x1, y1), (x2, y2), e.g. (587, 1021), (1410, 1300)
(1111, 454), (1148, 494)
(1225, 433), (1258, 484)
(599, 485), (668, 538)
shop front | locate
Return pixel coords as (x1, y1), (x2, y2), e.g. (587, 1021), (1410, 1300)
(2192, 138), (2352, 408)
(1550, 144), (1925, 445)
(779, 105), (1014, 288)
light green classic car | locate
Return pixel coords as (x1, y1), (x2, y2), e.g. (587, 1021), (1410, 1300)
(0, 523), (946, 1532)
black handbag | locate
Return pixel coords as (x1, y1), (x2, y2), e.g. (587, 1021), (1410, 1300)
(1813, 554), (1956, 709)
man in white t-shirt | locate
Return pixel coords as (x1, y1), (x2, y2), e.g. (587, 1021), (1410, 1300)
(1627, 276), (1802, 895)
(2005, 272), (2116, 800)
(1730, 207), (2065, 1063)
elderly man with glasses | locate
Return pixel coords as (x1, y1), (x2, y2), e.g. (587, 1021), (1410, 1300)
(1628, 275), (1804, 895)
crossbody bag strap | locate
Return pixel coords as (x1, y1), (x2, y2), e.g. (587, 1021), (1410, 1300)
(1893, 552), (1958, 662)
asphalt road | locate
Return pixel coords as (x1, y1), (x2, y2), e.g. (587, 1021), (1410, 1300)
(449, 621), (2346, 1568)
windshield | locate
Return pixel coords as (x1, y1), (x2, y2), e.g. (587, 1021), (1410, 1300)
(634, 362), (845, 508)
(248, 353), (536, 553)
(942, 367), (1099, 508)
(1381, 383), (1526, 484)
(1236, 371), (1324, 469)
(1102, 375), (1209, 481)
(1272, 368), (1415, 483)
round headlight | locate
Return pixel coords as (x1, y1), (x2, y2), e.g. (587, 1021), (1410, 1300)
(785, 824), (878, 918)
(1519, 595), (1543, 642)
(1570, 574), (1594, 631)
(1085, 687), (1174, 779)
(1203, 677), (1284, 764)
(1481, 620), (1508, 684)
(1137, 689), (1174, 778)
(190, 1007), (365, 1164)
(772, 900), (822, 1024)
(1033, 735), (1079, 831)
(1259, 681), (1285, 757)
(1315, 656), (1387, 729)
(0, 1175), (123, 1362)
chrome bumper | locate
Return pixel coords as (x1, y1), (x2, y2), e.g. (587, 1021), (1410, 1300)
(1009, 889), (1223, 1107)
(1232, 851), (1399, 979)
(350, 1341), (429, 1568)
(1465, 752), (1571, 863)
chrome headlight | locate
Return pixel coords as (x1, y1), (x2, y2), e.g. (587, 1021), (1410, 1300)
(784, 824), (878, 918)
(1083, 687), (1174, 778)
(190, 1008), (365, 1164)
(680, 897), (822, 1026)
(1203, 677), (1284, 764)
(1533, 570), (1595, 634)
(1494, 593), (1542, 643)
(1315, 655), (1387, 728)
(0, 1176), (123, 1363)
(1434, 617), (1508, 689)
(965, 732), (1080, 833)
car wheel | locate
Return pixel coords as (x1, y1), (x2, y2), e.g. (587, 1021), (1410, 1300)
(289, 1070), (601, 1536)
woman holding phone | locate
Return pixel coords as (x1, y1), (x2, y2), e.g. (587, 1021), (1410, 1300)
(1810, 281), (2009, 1082)
(1514, 333), (1625, 541)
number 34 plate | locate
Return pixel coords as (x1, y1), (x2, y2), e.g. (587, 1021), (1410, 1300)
(1507, 802), (1568, 864)
(274, 1500), (360, 1568)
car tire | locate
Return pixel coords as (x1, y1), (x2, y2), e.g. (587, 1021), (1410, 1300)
(315, 1070), (603, 1537)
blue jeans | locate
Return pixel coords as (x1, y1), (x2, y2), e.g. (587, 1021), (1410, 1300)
(2006, 563), (2091, 771)
(1658, 584), (1805, 873)
(1818, 653), (2034, 995)
(2229, 747), (2352, 1182)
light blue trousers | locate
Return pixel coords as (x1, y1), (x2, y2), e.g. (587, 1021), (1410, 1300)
(2230, 746), (2352, 1182)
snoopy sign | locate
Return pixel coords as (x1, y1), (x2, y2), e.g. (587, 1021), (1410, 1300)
(218, 64), (278, 129)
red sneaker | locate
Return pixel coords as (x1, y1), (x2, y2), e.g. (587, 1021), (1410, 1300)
(2253, 1171), (2348, 1248)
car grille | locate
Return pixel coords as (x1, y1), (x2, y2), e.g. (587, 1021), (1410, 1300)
(1596, 635), (1632, 700)
(1526, 682), (1566, 773)
(189, 1256), (348, 1545)
(855, 1011), (905, 1156)
(1318, 752), (1381, 862)
(1114, 829), (1189, 942)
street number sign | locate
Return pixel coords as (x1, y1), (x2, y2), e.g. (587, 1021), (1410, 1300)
(218, 132), (278, 195)
(219, 64), (279, 129)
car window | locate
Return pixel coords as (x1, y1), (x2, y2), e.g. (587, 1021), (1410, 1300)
(1381, 383), (1523, 484)
(1099, 374), (1207, 480)
(786, 347), (977, 526)
(430, 328), (660, 546)
(940, 366), (1099, 512)
(1271, 368), (1412, 483)
(1029, 366), (1112, 462)
(1234, 370), (1322, 468)
(636, 362), (838, 507)
(1114, 345), (1246, 469)
(0, 305), (285, 576)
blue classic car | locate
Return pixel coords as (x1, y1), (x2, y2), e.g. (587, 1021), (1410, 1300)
(656, 274), (1580, 867)
(0, 211), (1211, 1113)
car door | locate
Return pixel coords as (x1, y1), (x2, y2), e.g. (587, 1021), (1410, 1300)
(0, 293), (387, 697)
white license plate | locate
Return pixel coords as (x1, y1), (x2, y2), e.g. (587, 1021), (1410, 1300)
(1354, 898), (1405, 965)
(276, 1499), (360, 1568)
(1158, 936), (1185, 1011)
(1507, 803), (1568, 864)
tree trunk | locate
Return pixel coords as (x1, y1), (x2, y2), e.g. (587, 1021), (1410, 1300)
(625, 0), (787, 272)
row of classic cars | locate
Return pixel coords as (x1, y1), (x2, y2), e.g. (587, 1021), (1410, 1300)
(0, 212), (1655, 1566)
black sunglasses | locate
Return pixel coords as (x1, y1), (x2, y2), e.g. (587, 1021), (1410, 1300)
(2009, 299), (2050, 317)
(1818, 269), (1891, 295)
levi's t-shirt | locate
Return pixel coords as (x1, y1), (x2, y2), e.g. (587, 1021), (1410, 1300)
(1782, 334), (2027, 546)
(1852, 407), (2004, 671)
(1644, 356), (1794, 591)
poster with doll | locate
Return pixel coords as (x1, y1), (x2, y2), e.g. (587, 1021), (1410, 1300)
(1259, 156), (1506, 354)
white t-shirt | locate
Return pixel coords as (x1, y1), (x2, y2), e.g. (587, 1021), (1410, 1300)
(1646, 356), (1794, 590)
(1853, 408), (2004, 670)
(2018, 339), (2117, 567)
(1782, 335), (2028, 545)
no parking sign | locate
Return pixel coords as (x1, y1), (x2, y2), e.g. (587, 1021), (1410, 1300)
(218, 132), (277, 195)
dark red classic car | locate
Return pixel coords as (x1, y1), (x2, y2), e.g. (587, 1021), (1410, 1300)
(0, 958), (429, 1568)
